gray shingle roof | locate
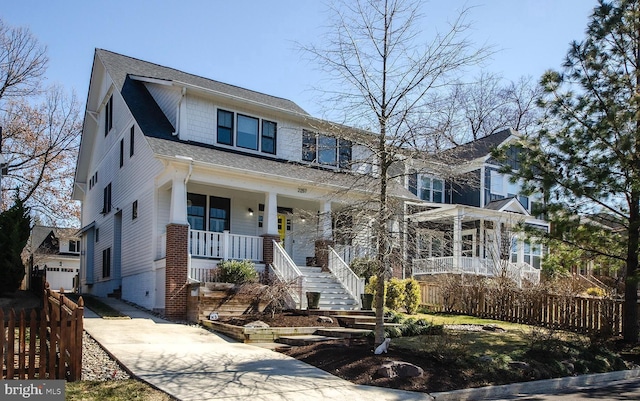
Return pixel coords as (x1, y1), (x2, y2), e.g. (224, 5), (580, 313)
(439, 129), (515, 163)
(96, 49), (309, 116)
(147, 137), (417, 200)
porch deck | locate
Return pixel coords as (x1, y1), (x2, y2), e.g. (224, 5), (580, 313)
(412, 256), (540, 284)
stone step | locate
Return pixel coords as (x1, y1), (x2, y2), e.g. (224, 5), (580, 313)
(351, 322), (403, 330)
(315, 327), (372, 339)
(277, 335), (340, 346)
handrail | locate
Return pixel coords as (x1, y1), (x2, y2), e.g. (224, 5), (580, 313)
(327, 246), (364, 307)
(271, 240), (304, 308)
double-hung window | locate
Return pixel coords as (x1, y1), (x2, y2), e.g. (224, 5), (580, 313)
(262, 120), (277, 154)
(217, 109), (234, 145)
(237, 114), (259, 150)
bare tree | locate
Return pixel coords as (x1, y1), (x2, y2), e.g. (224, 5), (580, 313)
(0, 18), (48, 103)
(1, 85), (81, 225)
(0, 19), (80, 225)
(432, 73), (543, 147)
(304, 0), (490, 345)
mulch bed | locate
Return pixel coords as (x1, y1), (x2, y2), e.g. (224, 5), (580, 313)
(219, 312), (341, 328)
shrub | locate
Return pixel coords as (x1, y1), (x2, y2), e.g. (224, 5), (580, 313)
(585, 287), (606, 297)
(399, 317), (443, 336)
(403, 278), (421, 314)
(217, 260), (258, 284)
(365, 275), (386, 308)
(385, 278), (405, 310)
(350, 257), (378, 284)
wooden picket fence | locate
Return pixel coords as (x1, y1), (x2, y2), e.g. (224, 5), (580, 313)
(1, 284), (84, 381)
(419, 282), (624, 336)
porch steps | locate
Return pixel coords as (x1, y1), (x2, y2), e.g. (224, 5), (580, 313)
(297, 266), (360, 310)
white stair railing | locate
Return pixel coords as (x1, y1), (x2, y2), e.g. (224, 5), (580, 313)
(271, 240), (305, 309)
(328, 246), (364, 308)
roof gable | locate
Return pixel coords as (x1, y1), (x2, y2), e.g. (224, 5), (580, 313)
(484, 197), (529, 215)
(95, 49), (309, 116)
(439, 128), (517, 163)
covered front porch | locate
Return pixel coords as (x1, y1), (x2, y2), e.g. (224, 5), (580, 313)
(409, 198), (548, 285)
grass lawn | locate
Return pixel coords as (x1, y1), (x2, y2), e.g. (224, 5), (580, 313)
(66, 380), (173, 401)
(65, 293), (129, 318)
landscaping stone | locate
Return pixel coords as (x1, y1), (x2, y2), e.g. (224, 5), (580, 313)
(482, 324), (506, 332)
(317, 316), (334, 324)
(377, 361), (424, 378)
(244, 320), (270, 328)
(509, 361), (530, 370)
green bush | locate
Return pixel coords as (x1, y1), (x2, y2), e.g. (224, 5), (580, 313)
(399, 317), (443, 336)
(385, 278), (405, 310)
(585, 287), (606, 297)
(350, 257), (378, 284)
(217, 260), (258, 284)
(403, 278), (421, 314)
(365, 276), (386, 309)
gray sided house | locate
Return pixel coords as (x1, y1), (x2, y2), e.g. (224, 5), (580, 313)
(406, 129), (549, 285)
(73, 49), (415, 319)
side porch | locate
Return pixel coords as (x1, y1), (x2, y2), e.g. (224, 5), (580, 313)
(408, 199), (549, 286)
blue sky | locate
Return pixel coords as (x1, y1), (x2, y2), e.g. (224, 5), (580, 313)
(3, 0), (596, 117)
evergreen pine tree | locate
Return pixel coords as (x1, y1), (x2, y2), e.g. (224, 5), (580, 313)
(498, 0), (640, 342)
(0, 197), (31, 295)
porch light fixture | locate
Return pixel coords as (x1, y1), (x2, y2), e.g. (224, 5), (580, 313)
(248, 208), (254, 216)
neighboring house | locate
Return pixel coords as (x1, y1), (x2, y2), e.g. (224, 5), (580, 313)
(72, 49), (415, 319)
(24, 225), (81, 292)
(407, 129), (549, 285)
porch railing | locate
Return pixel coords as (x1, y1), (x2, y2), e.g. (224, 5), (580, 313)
(271, 240), (305, 309)
(413, 257), (540, 285)
(327, 246), (364, 307)
(334, 244), (374, 266)
(189, 229), (263, 261)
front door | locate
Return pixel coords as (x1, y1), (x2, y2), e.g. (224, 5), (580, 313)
(277, 214), (293, 255)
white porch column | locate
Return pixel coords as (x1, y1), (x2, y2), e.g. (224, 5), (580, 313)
(479, 218), (485, 262)
(319, 201), (332, 239)
(453, 212), (461, 270)
(169, 175), (188, 225)
(264, 192), (278, 236)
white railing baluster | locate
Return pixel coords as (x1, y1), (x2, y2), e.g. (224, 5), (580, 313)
(327, 246), (363, 308)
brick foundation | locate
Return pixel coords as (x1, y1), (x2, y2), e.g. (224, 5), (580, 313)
(261, 234), (281, 281)
(165, 223), (189, 321)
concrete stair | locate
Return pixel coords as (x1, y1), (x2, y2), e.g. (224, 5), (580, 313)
(298, 266), (360, 311)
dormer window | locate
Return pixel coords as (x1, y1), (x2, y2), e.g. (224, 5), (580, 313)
(216, 109), (277, 154)
(302, 130), (352, 168)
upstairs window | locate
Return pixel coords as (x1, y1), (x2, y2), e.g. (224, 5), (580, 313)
(237, 114), (259, 150)
(302, 130), (352, 168)
(130, 126), (135, 157)
(68, 240), (80, 253)
(104, 95), (113, 136)
(119, 139), (124, 167)
(217, 109), (234, 145)
(216, 109), (277, 154)
(419, 177), (444, 203)
(261, 120), (277, 154)
(102, 183), (112, 214)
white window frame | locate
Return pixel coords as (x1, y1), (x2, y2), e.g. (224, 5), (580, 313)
(419, 176), (444, 203)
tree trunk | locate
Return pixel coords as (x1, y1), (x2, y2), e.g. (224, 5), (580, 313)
(623, 193), (640, 343)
